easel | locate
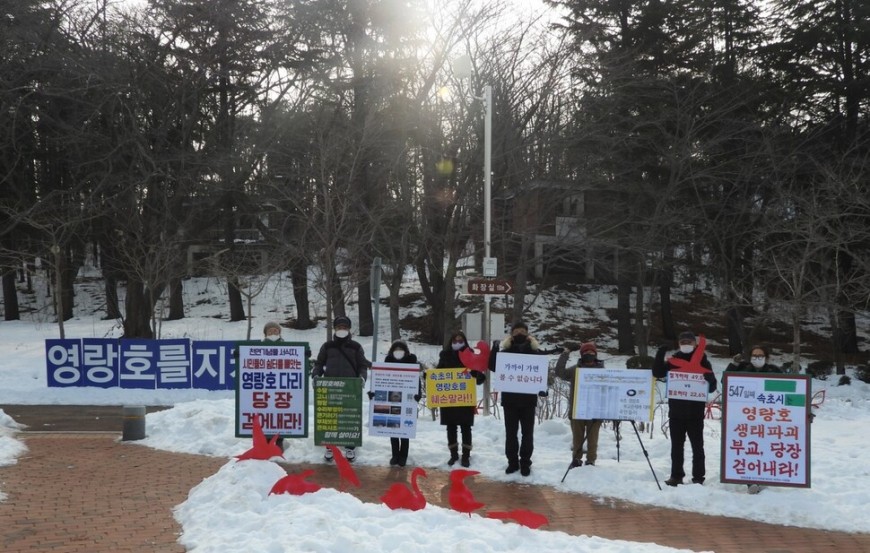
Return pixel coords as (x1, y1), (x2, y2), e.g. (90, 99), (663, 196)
(561, 419), (662, 490)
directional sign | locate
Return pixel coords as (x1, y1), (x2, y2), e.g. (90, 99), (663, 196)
(467, 278), (513, 295)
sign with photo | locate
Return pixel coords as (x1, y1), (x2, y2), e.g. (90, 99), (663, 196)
(721, 373), (811, 488)
(235, 341), (308, 439)
(313, 377), (363, 447)
(573, 368), (655, 421)
(368, 363), (420, 439)
(491, 352), (548, 395)
(425, 367), (478, 408)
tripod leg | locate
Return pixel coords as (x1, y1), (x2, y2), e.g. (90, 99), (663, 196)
(615, 421), (621, 462)
(631, 420), (662, 490)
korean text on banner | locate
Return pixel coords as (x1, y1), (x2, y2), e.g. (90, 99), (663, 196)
(425, 368), (477, 408)
(667, 370), (709, 402)
(491, 352), (548, 395)
(573, 368), (655, 422)
(236, 342), (309, 439)
(314, 377), (363, 447)
(720, 373), (811, 488)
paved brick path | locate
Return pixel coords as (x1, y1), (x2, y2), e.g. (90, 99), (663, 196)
(2, 406), (869, 552)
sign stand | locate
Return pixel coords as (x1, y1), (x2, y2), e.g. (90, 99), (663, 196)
(561, 420), (661, 490)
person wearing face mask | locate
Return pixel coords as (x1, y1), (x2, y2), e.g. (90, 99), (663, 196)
(653, 330), (717, 487)
(489, 321), (549, 477)
(554, 341), (605, 468)
(725, 345), (780, 494)
(313, 315), (370, 462)
(259, 321), (286, 449)
(433, 330), (486, 467)
(377, 340), (421, 467)
(726, 345), (782, 374)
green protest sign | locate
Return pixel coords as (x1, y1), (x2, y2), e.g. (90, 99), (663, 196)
(313, 377), (363, 447)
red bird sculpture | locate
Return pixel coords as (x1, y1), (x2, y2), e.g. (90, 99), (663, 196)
(486, 509), (550, 529)
(458, 341), (491, 372)
(380, 467), (428, 511)
(269, 470), (322, 496)
(328, 445), (361, 489)
(235, 416), (283, 461)
(447, 469), (485, 517)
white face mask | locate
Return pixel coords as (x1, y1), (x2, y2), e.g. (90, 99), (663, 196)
(451, 342), (465, 351)
(335, 330), (349, 339)
(750, 356), (766, 368)
(679, 344), (695, 354)
(265, 334), (280, 342)
(392, 350), (405, 360)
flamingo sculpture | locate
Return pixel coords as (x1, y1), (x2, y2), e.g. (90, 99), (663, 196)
(269, 470), (322, 496)
(235, 416), (283, 461)
(447, 469), (485, 517)
(328, 445), (361, 489)
(486, 509), (550, 529)
(458, 340), (491, 372)
(380, 467), (428, 511)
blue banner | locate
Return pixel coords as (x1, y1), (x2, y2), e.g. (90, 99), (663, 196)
(46, 338), (240, 390)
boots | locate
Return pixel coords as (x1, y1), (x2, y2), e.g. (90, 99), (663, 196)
(389, 439), (400, 466)
(447, 443), (459, 466)
(397, 438), (409, 467)
(461, 444), (472, 467)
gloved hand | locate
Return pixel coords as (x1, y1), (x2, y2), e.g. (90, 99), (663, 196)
(360, 376), (366, 383)
(367, 391), (375, 400)
(538, 390), (549, 397)
(470, 370), (483, 379)
(413, 394), (421, 402)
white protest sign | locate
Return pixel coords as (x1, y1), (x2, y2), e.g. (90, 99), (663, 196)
(666, 369), (710, 403)
(368, 363), (420, 439)
(492, 352), (548, 395)
(721, 373), (810, 487)
(573, 368), (655, 421)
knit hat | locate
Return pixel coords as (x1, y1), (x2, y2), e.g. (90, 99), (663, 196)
(263, 321), (281, 335)
(579, 342), (597, 355)
(333, 316), (352, 328)
(511, 321), (528, 332)
(678, 331), (696, 343)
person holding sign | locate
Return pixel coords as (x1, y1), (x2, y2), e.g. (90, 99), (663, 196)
(313, 316), (370, 463)
(653, 330), (717, 486)
(554, 342), (605, 467)
(434, 331), (487, 468)
(725, 344), (781, 494)
(382, 341), (421, 467)
(490, 321), (549, 477)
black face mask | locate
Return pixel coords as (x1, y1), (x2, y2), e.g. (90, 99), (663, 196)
(512, 334), (527, 344)
(581, 354), (597, 365)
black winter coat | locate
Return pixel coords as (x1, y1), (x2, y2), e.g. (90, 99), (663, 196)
(313, 336), (369, 380)
(652, 347), (717, 419)
(435, 347), (486, 427)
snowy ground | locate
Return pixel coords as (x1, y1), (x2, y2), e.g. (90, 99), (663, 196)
(1, 269), (868, 552)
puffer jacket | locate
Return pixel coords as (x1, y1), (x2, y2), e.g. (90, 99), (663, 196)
(313, 335), (369, 380)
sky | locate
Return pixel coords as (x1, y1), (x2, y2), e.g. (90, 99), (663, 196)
(1, 266), (869, 552)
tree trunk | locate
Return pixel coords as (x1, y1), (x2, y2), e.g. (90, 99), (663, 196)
(658, 267), (675, 340)
(617, 282), (634, 354)
(290, 260), (313, 329)
(634, 264), (647, 357)
(388, 266), (402, 342)
(726, 306), (744, 357)
(837, 309), (858, 355)
(124, 280), (154, 338)
(60, 250), (75, 321)
(357, 280), (373, 337)
(3, 269), (20, 320)
(104, 275), (121, 320)
(227, 275), (246, 321)
(167, 278), (184, 320)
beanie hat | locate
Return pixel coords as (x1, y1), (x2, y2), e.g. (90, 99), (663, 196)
(511, 320), (528, 332)
(333, 316), (352, 328)
(678, 331), (696, 342)
(263, 321), (281, 335)
(579, 342), (597, 355)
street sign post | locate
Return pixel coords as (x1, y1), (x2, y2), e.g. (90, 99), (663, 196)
(467, 278), (513, 295)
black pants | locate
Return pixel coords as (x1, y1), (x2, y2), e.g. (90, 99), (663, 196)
(390, 437), (409, 460)
(446, 424), (472, 447)
(503, 404), (536, 467)
(669, 416), (705, 481)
